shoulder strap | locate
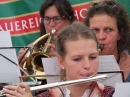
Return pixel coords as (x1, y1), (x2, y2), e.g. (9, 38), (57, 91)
(49, 87), (64, 97)
(88, 82), (104, 97)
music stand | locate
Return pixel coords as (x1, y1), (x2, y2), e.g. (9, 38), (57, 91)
(97, 70), (124, 87)
(98, 70), (125, 82)
(0, 46), (60, 86)
(0, 46), (39, 84)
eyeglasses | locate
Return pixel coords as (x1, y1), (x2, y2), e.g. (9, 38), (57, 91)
(91, 1), (117, 8)
(42, 16), (65, 24)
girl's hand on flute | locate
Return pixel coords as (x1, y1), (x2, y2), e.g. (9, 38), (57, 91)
(3, 82), (33, 97)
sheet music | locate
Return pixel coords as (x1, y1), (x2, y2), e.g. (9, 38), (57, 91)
(42, 55), (123, 86)
(42, 57), (60, 83)
(98, 55), (120, 71)
(113, 83), (130, 97)
(0, 31), (21, 83)
(98, 55), (123, 87)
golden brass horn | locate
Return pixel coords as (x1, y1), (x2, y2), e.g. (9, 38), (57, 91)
(23, 29), (56, 76)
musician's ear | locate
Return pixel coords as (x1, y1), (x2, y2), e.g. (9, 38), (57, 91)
(57, 55), (65, 69)
(117, 33), (121, 40)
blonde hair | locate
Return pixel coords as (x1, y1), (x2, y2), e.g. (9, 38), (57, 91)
(56, 21), (98, 80)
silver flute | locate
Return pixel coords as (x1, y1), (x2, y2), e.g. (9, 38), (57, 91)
(31, 74), (107, 92)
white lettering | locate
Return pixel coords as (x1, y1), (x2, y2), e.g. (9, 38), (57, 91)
(0, 16), (41, 33)
(14, 21), (21, 31)
(0, 25), (4, 31)
(21, 20), (28, 30)
(39, 17), (42, 23)
(74, 10), (79, 20)
(35, 17), (39, 27)
(79, 8), (87, 18)
(29, 18), (35, 28)
(5, 22), (13, 31)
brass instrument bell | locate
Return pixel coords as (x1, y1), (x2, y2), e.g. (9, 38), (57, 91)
(23, 29), (56, 76)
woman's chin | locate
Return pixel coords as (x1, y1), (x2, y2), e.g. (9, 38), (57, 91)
(80, 81), (93, 87)
(99, 51), (109, 55)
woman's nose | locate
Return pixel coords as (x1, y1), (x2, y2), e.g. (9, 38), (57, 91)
(84, 58), (91, 70)
(96, 31), (106, 40)
(49, 19), (56, 26)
